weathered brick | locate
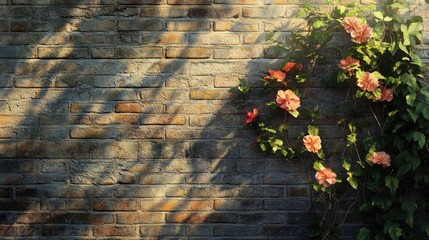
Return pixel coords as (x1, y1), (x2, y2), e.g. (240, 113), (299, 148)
(118, 20), (164, 31)
(139, 141), (185, 158)
(214, 225), (261, 236)
(166, 21), (211, 31)
(214, 0), (256, 3)
(115, 186), (165, 198)
(190, 89), (232, 100)
(70, 127), (117, 139)
(42, 226), (90, 237)
(213, 47), (261, 59)
(93, 226), (137, 236)
(214, 21), (260, 31)
(140, 114), (187, 125)
(140, 199), (212, 211)
(120, 0), (163, 4)
(93, 115), (140, 125)
(168, 0), (211, 4)
(91, 47), (163, 59)
(167, 47), (211, 59)
(117, 213), (165, 224)
(142, 32), (188, 44)
(141, 7), (188, 18)
(139, 226), (184, 236)
(38, 47), (88, 59)
(0, 226), (41, 236)
(189, 33), (240, 45)
(188, 7), (240, 18)
(243, 7), (285, 18)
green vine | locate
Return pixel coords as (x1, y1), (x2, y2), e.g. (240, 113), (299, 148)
(231, 0), (429, 239)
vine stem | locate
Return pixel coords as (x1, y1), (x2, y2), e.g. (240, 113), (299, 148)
(369, 103), (383, 134)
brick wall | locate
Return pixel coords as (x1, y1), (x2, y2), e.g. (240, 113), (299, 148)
(0, 0), (428, 239)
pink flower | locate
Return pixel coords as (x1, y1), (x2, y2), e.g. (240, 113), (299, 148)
(303, 135), (322, 153)
(315, 167), (337, 187)
(276, 89), (300, 111)
(379, 85), (393, 102)
(357, 72), (379, 92)
(342, 17), (362, 34)
(244, 107), (258, 124)
(351, 23), (372, 43)
(338, 56), (360, 73)
(368, 151), (391, 167)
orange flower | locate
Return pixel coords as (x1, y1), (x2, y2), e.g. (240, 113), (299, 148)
(244, 107), (258, 124)
(357, 72), (379, 92)
(342, 17), (362, 34)
(379, 85), (393, 102)
(276, 90), (300, 111)
(351, 23), (372, 43)
(264, 69), (286, 84)
(368, 151), (391, 167)
(282, 62), (302, 73)
(303, 135), (322, 153)
(338, 56), (360, 73)
(315, 167), (337, 187)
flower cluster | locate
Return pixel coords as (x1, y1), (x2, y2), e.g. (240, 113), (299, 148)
(341, 17), (372, 44)
(263, 62), (303, 85)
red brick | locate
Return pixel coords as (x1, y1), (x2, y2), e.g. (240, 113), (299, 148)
(93, 226), (137, 236)
(93, 200), (138, 211)
(116, 213), (164, 224)
(140, 114), (186, 125)
(116, 103), (141, 113)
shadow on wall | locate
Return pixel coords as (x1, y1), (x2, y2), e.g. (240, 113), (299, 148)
(0, 1), (348, 239)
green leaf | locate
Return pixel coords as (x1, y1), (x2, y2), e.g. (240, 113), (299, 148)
(260, 143), (267, 151)
(265, 31), (275, 41)
(401, 22), (422, 46)
(342, 156), (351, 171)
(312, 20), (326, 29)
(373, 11), (383, 19)
(407, 109), (418, 122)
(357, 228), (371, 240)
(385, 175), (399, 196)
(401, 200), (418, 214)
(406, 93), (416, 106)
(405, 214), (413, 228)
(412, 131), (426, 149)
(384, 222), (402, 240)
(307, 125), (319, 136)
(289, 110), (299, 118)
(313, 161), (324, 171)
(423, 220), (429, 236)
(278, 124), (287, 133)
(347, 172), (359, 189)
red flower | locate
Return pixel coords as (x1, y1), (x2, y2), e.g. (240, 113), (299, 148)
(264, 69), (286, 84)
(282, 62), (303, 73)
(379, 85), (393, 102)
(244, 107), (258, 124)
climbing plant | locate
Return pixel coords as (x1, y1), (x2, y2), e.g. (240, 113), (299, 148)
(231, 0), (429, 239)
